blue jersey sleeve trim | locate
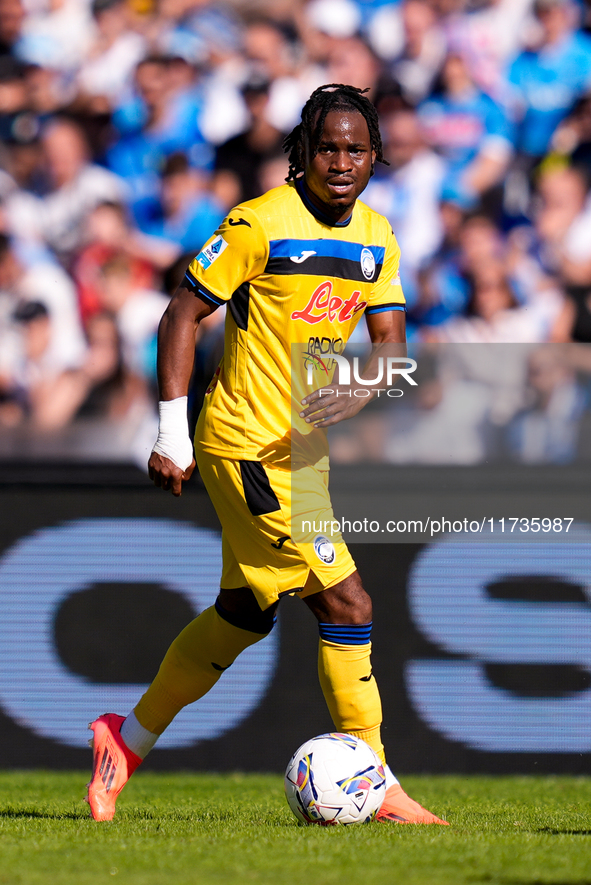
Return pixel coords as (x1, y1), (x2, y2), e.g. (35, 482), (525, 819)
(184, 273), (226, 307)
(365, 303), (406, 315)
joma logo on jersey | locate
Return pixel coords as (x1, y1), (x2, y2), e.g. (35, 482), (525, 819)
(290, 250), (316, 263)
(291, 281), (367, 325)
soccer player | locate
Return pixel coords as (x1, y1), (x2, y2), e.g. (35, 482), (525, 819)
(86, 84), (448, 826)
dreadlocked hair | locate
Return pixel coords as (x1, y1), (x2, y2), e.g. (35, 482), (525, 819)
(283, 83), (387, 182)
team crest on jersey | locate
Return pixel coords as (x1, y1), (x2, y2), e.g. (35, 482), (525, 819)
(314, 535), (336, 564)
(196, 235), (228, 270)
(360, 248), (376, 281)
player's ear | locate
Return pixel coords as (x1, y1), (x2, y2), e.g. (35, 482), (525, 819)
(370, 150), (376, 177)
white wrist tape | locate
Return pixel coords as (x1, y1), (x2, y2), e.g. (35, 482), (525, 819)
(152, 396), (194, 471)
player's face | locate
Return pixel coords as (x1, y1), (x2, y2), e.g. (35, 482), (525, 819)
(304, 110), (376, 223)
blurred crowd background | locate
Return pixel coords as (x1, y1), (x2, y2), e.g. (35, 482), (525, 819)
(2, 0), (591, 464)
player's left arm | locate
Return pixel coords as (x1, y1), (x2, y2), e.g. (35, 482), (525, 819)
(365, 307), (406, 346)
(300, 225), (406, 428)
(299, 310), (407, 427)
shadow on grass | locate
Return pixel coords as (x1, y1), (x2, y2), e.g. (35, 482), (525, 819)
(472, 879), (591, 885)
(0, 808), (88, 821)
(537, 828), (591, 836)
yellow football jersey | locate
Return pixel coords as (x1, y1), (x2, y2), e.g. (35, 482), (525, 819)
(186, 180), (405, 465)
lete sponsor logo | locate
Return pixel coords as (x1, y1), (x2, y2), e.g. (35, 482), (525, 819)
(291, 281), (367, 325)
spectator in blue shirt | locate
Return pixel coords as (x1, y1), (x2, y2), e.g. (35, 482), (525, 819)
(419, 51), (514, 203)
(508, 0), (591, 159)
(107, 55), (212, 231)
(145, 152), (224, 254)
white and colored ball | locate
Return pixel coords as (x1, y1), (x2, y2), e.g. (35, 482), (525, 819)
(284, 733), (387, 825)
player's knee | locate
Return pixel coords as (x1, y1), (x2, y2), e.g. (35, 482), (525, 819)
(215, 591), (277, 635)
(328, 588), (372, 625)
(305, 573), (373, 624)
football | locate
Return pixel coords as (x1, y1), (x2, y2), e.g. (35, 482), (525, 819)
(284, 733), (387, 825)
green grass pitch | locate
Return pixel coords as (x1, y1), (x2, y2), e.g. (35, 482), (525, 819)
(0, 772), (590, 885)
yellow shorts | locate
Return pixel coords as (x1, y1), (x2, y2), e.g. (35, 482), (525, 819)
(196, 448), (356, 611)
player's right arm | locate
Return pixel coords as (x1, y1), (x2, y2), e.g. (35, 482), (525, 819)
(148, 205), (268, 496)
(148, 288), (215, 497)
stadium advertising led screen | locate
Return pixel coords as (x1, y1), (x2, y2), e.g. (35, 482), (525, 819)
(0, 468), (590, 774)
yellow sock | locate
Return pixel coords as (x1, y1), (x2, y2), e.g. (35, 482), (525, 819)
(318, 638), (385, 763)
(134, 604), (266, 734)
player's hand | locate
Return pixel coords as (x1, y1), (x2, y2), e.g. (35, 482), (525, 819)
(148, 451), (196, 496)
(300, 386), (370, 428)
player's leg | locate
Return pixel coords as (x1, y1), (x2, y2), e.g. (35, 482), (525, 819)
(87, 451), (290, 820)
(130, 586), (277, 736)
(87, 584), (276, 821)
(302, 569), (384, 757)
(302, 571), (448, 825)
